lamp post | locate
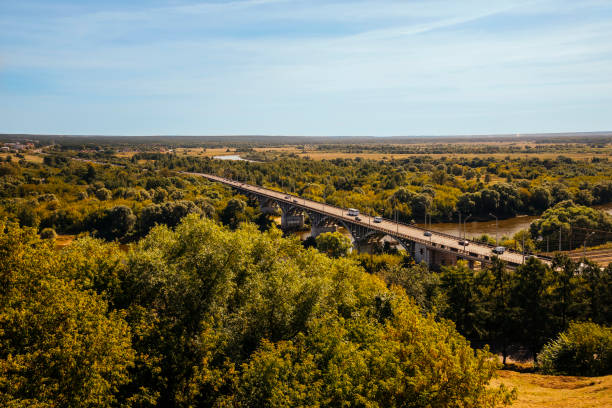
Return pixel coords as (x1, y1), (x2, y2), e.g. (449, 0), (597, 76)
(489, 213), (498, 246)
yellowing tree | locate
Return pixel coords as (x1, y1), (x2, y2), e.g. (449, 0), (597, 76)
(0, 221), (134, 408)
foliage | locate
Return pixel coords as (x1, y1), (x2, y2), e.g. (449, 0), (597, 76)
(530, 200), (612, 250)
(116, 215), (513, 407)
(315, 231), (352, 258)
(0, 221), (134, 407)
(39, 227), (56, 239)
(538, 322), (612, 376)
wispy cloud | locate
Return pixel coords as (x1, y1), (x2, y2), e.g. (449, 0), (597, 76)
(0, 0), (611, 135)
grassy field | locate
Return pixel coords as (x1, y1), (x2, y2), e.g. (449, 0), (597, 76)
(491, 371), (612, 408)
(0, 153), (44, 163)
(112, 143), (612, 162)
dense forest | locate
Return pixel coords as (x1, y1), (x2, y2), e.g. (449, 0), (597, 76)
(1, 138), (612, 406)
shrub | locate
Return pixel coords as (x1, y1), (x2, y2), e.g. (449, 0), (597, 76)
(538, 322), (612, 376)
(40, 227), (57, 239)
(95, 188), (112, 201)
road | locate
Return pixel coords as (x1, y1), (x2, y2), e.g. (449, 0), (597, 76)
(192, 173), (538, 266)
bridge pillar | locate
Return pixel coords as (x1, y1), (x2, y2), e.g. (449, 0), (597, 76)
(257, 197), (279, 215)
(310, 224), (337, 239)
(413, 242), (431, 265)
(281, 212), (304, 229)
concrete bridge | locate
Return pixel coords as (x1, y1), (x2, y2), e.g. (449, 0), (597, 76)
(193, 173), (547, 269)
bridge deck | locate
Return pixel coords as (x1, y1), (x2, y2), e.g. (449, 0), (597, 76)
(194, 173), (542, 266)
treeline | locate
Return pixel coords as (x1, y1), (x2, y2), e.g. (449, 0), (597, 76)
(356, 252), (612, 364)
(0, 157), (260, 240)
(130, 152), (612, 223)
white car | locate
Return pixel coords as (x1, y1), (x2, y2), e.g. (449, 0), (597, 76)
(493, 246), (506, 254)
(373, 216), (382, 223)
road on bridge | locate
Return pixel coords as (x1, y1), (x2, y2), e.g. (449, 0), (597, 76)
(193, 173), (534, 266)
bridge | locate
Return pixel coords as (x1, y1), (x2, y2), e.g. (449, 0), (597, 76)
(193, 173), (546, 269)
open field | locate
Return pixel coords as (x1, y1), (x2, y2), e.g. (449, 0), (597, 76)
(0, 153), (44, 163)
(491, 371), (612, 408)
(118, 146), (612, 161)
(294, 151), (612, 160)
(567, 247), (612, 267)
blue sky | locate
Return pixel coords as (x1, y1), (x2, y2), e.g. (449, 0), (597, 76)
(1, 0), (611, 136)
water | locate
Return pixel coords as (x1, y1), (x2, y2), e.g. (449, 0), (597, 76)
(213, 155), (248, 161)
(416, 215), (537, 240)
(416, 203), (612, 240)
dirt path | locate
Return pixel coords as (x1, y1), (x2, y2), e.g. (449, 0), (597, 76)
(490, 371), (612, 408)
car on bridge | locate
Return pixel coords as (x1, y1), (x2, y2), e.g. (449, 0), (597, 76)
(347, 208), (359, 216)
(423, 231), (432, 237)
(355, 216), (362, 221)
(373, 216), (382, 223)
(493, 246), (506, 254)
(458, 240), (470, 246)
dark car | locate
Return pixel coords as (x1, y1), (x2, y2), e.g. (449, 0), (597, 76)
(458, 240), (470, 246)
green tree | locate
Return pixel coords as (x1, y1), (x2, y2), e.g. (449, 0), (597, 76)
(511, 257), (554, 362)
(575, 260), (612, 324)
(551, 253), (579, 330)
(315, 231), (352, 258)
(0, 221), (134, 407)
(478, 257), (514, 364)
(440, 261), (485, 341)
(538, 322), (612, 376)
(220, 198), (247, 229)
(121, 216), (513, 407)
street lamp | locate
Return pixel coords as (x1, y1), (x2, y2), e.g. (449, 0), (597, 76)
(489, 213), (498, 246)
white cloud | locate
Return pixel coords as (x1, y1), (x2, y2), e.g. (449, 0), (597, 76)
(0, 0), (611, 134)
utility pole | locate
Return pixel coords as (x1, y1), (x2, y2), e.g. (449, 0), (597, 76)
(559, 228), (562, 252)
(583, 231), (595, 260)
(489, 213), (498, 246)
(464, 214), (472, 240)
(458, 211), (461, 239)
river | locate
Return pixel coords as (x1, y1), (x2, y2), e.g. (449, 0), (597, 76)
(416, 203), (612, 240)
